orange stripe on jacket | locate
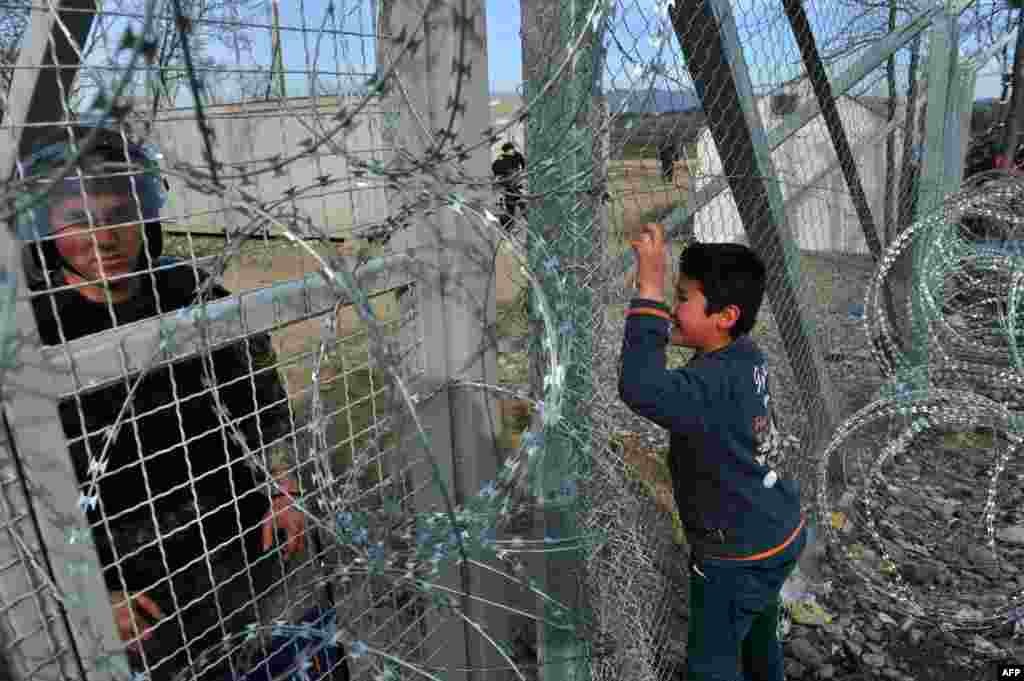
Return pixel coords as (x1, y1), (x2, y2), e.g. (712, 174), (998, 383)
(711, 514), (806, 561)
(627, 307), (673, 321)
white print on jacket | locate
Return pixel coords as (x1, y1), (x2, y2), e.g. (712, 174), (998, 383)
(751, 364), (781, 488)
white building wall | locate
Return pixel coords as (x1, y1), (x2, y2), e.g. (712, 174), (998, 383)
(691, 81), (914, 255)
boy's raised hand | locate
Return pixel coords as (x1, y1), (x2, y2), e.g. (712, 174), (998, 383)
(629, 222), (668, 301)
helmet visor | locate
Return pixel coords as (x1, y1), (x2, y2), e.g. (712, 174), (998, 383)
(13, 137), (166, 244)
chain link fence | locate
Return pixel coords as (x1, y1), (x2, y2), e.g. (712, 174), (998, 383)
(2, 0), (1022, 680)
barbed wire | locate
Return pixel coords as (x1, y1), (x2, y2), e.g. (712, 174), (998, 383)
(3, 0), (1024, 679)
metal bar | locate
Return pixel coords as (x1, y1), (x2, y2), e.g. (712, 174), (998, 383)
(0, 224), (128, 681)
(17, 256), (414, 399)
(0, 0), (97, 179)
(911, 8), (959, 373)
(0, 3), (133, 679)
(648, 0), (942, 240)
(670, 0), (839, 449)
(782, 0), (884, 262)
(0, 2), (385, 40)
(953, 62), (978, 188)
(920, 15), (958, 216)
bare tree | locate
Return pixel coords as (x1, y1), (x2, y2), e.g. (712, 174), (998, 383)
(1001, 6), (1024, 162)
(74, 0), (264, 116)
(822, 0), (1011, 242)
(0, 0), (30, 124)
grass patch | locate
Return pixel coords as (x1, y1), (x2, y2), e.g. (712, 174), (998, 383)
(162, 231), (355, 265)
(283, 294), (403, 488)
(638, 204), (676, 225)
(492, 101), (517, 116)
(617, 142), (657, 160)
(295, 342), (395, 487)
(496, 295), (530, 337)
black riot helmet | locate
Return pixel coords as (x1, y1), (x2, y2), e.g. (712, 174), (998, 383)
(12, 124), (167, 283)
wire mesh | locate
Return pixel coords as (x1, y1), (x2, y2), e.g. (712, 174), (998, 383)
(2, 0), (1023, 680)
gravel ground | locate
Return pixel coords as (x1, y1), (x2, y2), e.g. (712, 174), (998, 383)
(497, 249), (1024, 680)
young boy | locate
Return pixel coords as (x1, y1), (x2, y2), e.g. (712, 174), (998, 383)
(619, 223), (807, 681)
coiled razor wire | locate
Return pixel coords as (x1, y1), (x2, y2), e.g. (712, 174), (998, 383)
(815, 387), (1024, 633)
(823, 172), (1024, 637)
(866, 172), (1024, 378)
(8, 0), (1024, 678)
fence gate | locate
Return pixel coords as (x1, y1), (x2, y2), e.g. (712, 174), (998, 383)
(0, 1), (502, 680)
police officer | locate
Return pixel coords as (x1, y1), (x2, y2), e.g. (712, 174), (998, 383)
(492, 141), (526, 232)
(14, 124), (315, 681)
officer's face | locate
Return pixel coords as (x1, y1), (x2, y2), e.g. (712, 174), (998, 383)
(49, 192), (143, 284)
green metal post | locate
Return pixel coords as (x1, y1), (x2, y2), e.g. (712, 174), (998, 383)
(520, 0), (602, 680)
(911, 5), (960, 375)
(268, 0), (288, 99)
(953, 62), (978, 188)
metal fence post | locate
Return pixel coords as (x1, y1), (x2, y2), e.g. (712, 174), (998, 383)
(670, 0), (840, 458)
(911, 6), (960, 375)
(377, 2), (506, 680)
(0, 239), (130, 681)
(520, 1), (604, 680)
(953, 62), (978, 189)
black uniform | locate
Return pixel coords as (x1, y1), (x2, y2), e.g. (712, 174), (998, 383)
(659, 140), (676, 184)
(492, 149), (527, 230)
(31, 257), (291, 681)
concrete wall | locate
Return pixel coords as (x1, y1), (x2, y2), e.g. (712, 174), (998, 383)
(150, 95), (390, 238)
(150, 92), (527, 237)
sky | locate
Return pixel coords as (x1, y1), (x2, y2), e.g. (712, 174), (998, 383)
(486, 0), (523, 93)
(257, 0), (1008, 99)
(483, 0), (1003, 99)
(84, 0), (1006, 107)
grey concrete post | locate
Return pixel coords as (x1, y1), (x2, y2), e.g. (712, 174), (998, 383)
(377, 2), (506, 680)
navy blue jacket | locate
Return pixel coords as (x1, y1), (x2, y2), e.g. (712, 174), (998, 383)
(618, 298), (804, 561)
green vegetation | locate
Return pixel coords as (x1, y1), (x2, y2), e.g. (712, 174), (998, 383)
(618, 142), (656, 160)
(492, 101), (517, 116)
(280, 292), (402, 488)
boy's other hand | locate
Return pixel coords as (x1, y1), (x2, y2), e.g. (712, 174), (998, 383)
(629, 222), (668, 301)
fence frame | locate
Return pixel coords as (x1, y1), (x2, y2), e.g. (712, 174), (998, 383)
(909, 0), (964, 376)
(0, 2), (473, 680)
(1, 3), (131, 680)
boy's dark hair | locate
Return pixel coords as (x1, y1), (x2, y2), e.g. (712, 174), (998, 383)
(678, 242), (766, 338)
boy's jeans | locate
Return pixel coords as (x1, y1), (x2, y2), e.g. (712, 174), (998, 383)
(685, 523), (808, 681)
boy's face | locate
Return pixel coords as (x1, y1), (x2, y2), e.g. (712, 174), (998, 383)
(672, 276), (738, 352)
(49, 192), (144, 284)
